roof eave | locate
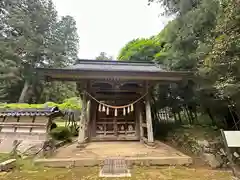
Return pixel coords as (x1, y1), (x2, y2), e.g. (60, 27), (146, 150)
(36, 68), (193, 81)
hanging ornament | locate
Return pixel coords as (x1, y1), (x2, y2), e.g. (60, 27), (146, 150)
(106, 107), (109, 115)
(127, 106), (130, 113)
(102, 105), (106, 112)
(123, 107), (126, 116)
(130, 104), (134, 112)
(114, 108), (118, 116)
(98, 104), (102, 112)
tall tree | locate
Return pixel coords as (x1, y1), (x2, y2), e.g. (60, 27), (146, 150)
(117, 38), (162, 62)
(146, 0), (240, 128)
(95, 52), (113, 60)
(0, 0), (79, 103)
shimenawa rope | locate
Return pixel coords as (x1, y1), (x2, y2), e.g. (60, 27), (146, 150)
(85, 91), (147, 109)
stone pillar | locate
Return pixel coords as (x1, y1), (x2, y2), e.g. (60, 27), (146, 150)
(145, 86), (154, 144)
(78, 90), (87, 147)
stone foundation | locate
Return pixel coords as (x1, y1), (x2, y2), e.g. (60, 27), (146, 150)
(35, 141), (192, 167)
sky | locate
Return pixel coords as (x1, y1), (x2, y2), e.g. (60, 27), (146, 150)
(52, 0), (169, 59)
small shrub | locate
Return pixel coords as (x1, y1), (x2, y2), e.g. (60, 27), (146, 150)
(69, 125), (79, 137)
(50, 127), (71, 140)
(50, 123), (57, 130)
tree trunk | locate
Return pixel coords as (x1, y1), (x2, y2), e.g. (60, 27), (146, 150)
(18, 80), (30, 103)
(177, 112), (182, 123)
(206, 108), (215, 126)
(173, 112), (177, 122)
(185, 107), (192, 124)
(183, 109), (188, 122)
(194, 111), (198, 124)
(188, 107), (195, 124)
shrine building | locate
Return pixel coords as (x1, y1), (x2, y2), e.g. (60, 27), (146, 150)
(36, 59), (191, 146)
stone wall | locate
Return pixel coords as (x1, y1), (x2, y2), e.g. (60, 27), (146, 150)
(0, 132), (47, 141)
(166, 126), (240, 168)
(0, 132), (47, 154)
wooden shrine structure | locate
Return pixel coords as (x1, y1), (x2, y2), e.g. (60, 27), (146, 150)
(36, 59), (191, 146)
(0, 107), (63, 153)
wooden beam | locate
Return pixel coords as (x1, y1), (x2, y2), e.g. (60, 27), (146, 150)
(92, 94), (140, 100)
(91, 88), (143, 93)
(90, 79), (145, 87)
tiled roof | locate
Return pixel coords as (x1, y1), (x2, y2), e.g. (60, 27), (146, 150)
(0, 107), (63, 117)
(64, 59), (165, 72)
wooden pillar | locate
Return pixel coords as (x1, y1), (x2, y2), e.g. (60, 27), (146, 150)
(139, 110), (144, 141)
(91, 101), (97, 137)
(86, 99), (91, 140)
(135, 103), (139, 138)
(145, 84), (154, 144)
(78, 90), (87, 146)
(136, 102), (144, 141)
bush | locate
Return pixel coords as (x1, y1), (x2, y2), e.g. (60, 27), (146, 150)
(50, 127), (71, 140)
(0, 98), (82, 111)
(69, 125), (79, 137)
(50, 123), (57, 130)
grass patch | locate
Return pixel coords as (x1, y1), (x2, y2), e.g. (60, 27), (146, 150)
(55, 121), (66, 127)
(55, 120), (79, 127)
(0, 153), (12, 162)
(0, 162), (233, 180)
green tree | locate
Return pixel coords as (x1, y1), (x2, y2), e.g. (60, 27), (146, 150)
(117, 38), (162, 62)
(146, 0), (240, 128)
(0, 0), (79, 103)
(95, 52), (113, 60)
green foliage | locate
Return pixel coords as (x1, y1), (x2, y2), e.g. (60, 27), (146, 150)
(0, 0), (79, 103)
(152, 0), (220, 71)
(120, 0), (240, 129)
(0, 153), (11, 162)
(118, 38), (162, 62)
(1, 97), (82, 110)
(166, 125), (220, 151)
(69, 125), (79, 137)
(3, 103), (44, 109)
(50, 126), (71, 140)
(149, 0), (202, 16)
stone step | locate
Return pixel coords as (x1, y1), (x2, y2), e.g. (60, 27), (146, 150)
(99, 157), (131, 177)
(34, 156), (192, 167)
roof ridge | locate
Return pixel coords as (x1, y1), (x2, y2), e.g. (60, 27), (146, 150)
(76, 59), (156, 66)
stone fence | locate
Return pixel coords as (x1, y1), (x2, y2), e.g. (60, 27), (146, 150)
(168, 130), (240, 168)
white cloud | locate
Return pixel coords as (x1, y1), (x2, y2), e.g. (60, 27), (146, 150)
(52, 0), (169, 59)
